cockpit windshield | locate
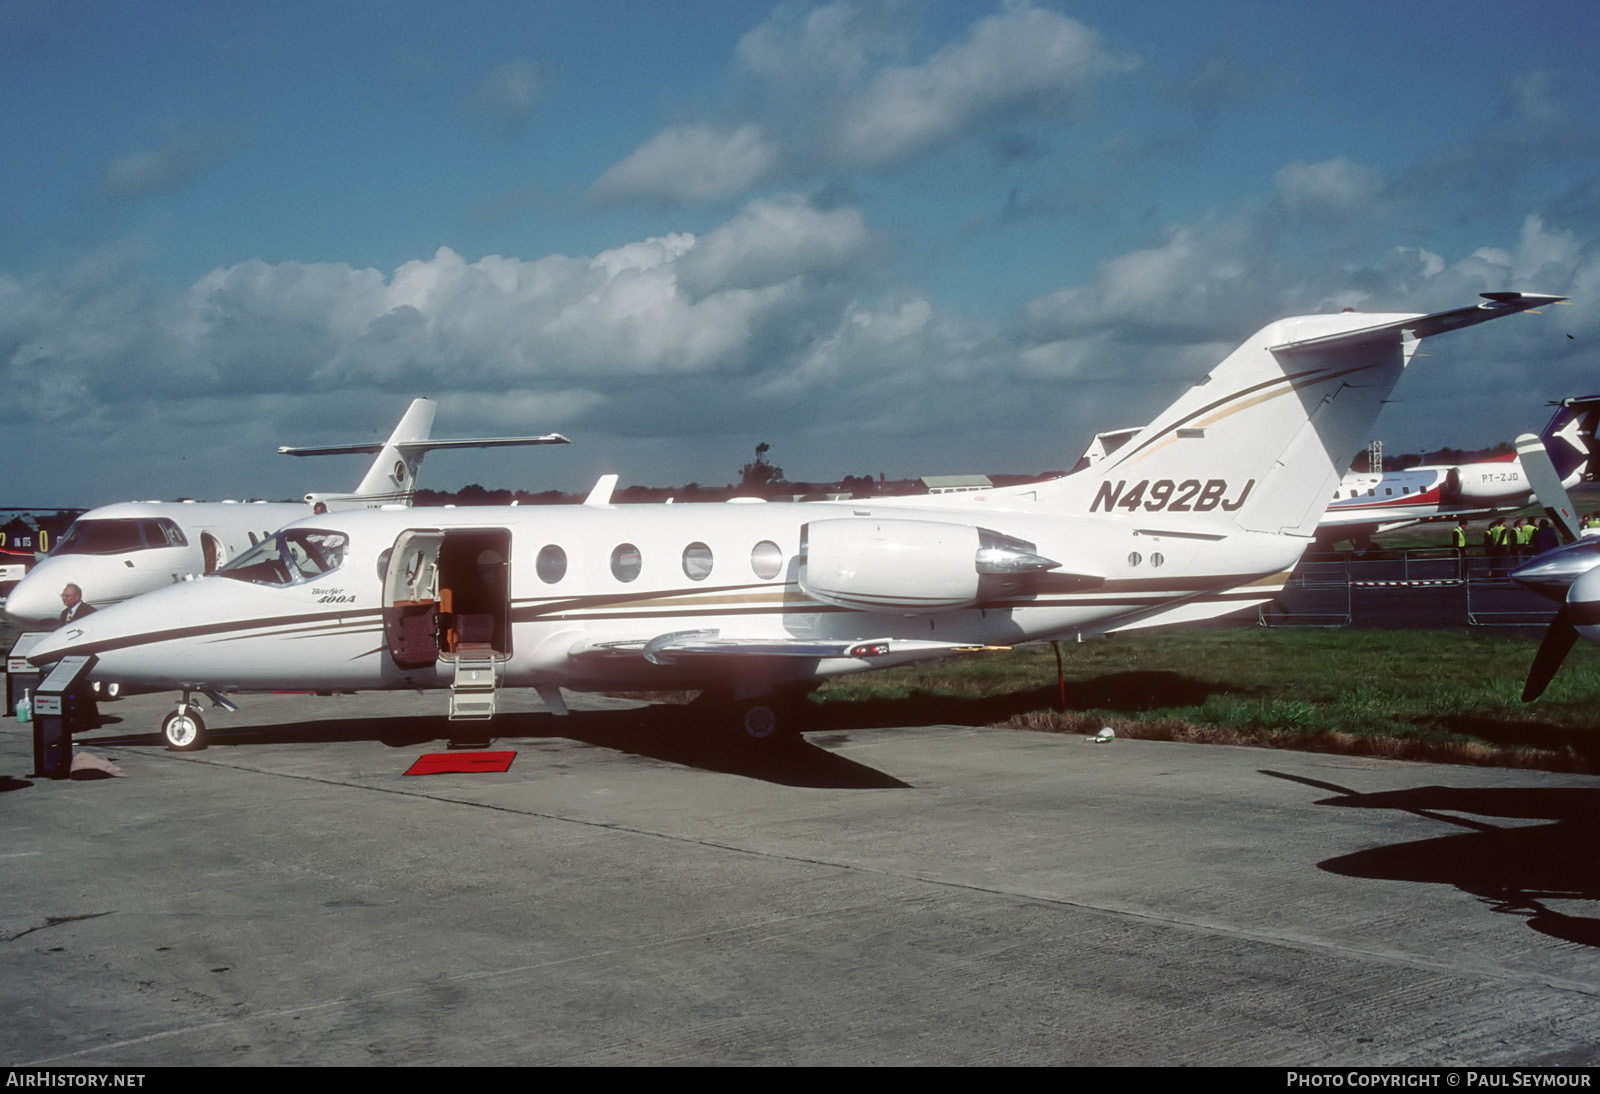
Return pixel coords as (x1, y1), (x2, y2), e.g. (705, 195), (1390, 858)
(218, 529), (348, 587)
(53, 518), (189, 556)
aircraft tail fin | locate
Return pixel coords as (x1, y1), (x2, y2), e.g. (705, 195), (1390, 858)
(1035, 294), (1563, 537)
(285, 398), (571, 509)
(1539, 395), (1600, 485)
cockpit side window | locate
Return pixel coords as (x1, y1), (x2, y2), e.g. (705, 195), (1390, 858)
(219, 529), (348, 587)
(54, 517), (191, 555)
(54, 519), (148, 556)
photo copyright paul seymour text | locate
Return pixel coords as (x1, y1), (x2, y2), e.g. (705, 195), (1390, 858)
(1287, 1075), (1592, 1088)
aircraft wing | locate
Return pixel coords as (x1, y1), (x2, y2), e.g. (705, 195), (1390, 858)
(571, 630), (994, 664)
(280, 434), (570, 456)
(1270, 293), (1566, 353)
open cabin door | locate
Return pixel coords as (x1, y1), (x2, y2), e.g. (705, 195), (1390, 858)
(381, 527), (513, 671)
(383, 530), (445, 669)
(435, 528), (513, 660)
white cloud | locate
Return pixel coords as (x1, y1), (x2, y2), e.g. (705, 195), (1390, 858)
(833, 4), (1128, 168)
(677, 197), (874, 296)
(101, 124), (235, 198)
(734, 0), (901, 90)
(590, 124), (779, 204)
(5, 184), (1594, 505)
(473, 58), (541, 137)
(1274, 158), (1385, 218)
(0, 197), (885, 423)
(592, 3), (1132, 203)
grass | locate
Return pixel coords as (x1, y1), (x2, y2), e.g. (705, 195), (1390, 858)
(808, 629), (1600, 774)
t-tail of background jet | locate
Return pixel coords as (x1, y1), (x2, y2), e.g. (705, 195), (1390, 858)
(1536, 395), (1600, 486)
(292, 397), (570, 510)
(1033, 294), (1565, 536)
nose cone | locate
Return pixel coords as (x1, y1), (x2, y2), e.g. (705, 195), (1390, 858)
(3, 556), (79, 627)
(1511, 540), (1600, 603)
(1570, 566), (1600, 635)
(25, 595), (120, 667)
(25, 581), (192, 684)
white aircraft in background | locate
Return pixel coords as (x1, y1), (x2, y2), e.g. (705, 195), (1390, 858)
(25, 293), (1562, 750)
(1316, 395), (1600, 545)
(3, 399), (568, 627)
(1082, 397), (1600, 549)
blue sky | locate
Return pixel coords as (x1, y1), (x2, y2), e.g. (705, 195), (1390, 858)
(4, 0), (1598, 506)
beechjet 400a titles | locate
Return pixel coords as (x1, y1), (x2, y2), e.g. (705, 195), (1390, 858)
(3, 398), (567, 627)
(26, 294), (1562, 750)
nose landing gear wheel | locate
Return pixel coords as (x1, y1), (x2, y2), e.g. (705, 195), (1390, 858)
(162, 706), (207, 751)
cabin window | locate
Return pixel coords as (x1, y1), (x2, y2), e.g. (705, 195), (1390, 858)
(750, 540), (783, 580)
(1128, 552), (1142, 567)
(1150, 553), (1164, 568)
(610, 543), (641, 583)
(682, 542), (713, 581)
(220, 529), (348, 587)
(1403, 487), (1411, 494)
(1385, 488), (1393, 496)
(537, 544), (567, 584)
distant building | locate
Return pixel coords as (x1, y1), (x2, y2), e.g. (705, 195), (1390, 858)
(921, 475), (993, 495)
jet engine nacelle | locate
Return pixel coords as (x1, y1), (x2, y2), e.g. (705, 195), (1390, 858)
(1444, 462), (1527, 503)
(799, 518), (1058, 613)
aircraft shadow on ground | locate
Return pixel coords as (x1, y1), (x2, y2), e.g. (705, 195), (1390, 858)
(806, 670), (1243, 732)
(77, 704), (907, 790)
(1267, 771), (1600, 947)
(1421, 714), (1600, 763)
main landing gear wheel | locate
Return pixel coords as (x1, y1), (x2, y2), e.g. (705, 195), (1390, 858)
(739, 701), (781, 741)
(162, 706), (207, 751)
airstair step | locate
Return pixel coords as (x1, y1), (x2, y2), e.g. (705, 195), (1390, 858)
(449, 656), (499, 720)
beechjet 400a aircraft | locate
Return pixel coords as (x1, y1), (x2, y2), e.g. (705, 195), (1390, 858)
(3, 398), (567, 627)
(26, 294), (1561, 749)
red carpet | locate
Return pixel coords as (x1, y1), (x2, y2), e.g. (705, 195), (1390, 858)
(405, 751), (516, 776)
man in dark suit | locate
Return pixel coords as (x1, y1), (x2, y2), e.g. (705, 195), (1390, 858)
(58, 583), (96, 627)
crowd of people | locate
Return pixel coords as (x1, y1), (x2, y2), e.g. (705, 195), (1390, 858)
(1449, 513), (1596, 577)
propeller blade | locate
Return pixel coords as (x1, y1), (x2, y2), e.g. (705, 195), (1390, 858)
(1523, 605), (1579, 702)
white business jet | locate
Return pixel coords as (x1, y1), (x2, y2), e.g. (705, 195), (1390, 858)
(26, 294), (1561, 749)
(4, 398), (568, 626)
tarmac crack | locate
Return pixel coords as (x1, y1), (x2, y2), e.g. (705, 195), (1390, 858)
(5, 911), (114, 943)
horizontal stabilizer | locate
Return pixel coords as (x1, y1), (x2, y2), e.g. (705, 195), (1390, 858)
(280, 434), (569, 456)
(1270, 293), (1565, 354)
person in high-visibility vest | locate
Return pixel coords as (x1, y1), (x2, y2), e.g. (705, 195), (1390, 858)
(1488, 518), (1514, 577)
